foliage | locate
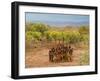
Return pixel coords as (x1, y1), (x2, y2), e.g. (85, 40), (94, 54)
(79, 51), (89, 65)
(78, 26), (89, 35)
(25, 23), (89, 48)
(26, 31), (42, 42)
(26, 22), (49, 34)
(64, 32), (81, 44)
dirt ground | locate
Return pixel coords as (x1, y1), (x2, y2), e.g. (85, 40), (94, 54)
(25, 47), (86, 68)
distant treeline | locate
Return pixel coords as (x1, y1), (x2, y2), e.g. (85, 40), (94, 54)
(25, 22), (89, 48)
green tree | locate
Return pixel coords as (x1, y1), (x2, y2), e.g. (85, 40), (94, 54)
(32, 23), (49, 34)
(79, 26), (89, 35)
(44, 31), (53, 41)
(26, 31), (42, 43)
(31, 32), (42, 41)
(25, 23), (49, 34)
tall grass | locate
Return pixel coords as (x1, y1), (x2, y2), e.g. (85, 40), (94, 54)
(79, 51), (89, 65)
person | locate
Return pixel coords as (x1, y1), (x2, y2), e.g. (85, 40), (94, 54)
(63, 46), (68, 61)
(49, 50), (54, 62)
(68, 46), (73, 62)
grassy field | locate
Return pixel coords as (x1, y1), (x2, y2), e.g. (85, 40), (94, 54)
(25, 23), (89, 68)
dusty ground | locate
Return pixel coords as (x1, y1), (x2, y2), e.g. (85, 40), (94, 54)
(25, 47), (86, 68)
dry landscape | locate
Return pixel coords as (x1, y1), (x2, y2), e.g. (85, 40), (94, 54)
(25, 13), (89, 68)
(25, 46), (89, 68)
(25, 23), (89, 68)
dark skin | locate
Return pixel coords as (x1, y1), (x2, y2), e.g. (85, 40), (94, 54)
(68, 46), (73, 62)
(49, 44), (73, 62)
(49, 50), (54, 62)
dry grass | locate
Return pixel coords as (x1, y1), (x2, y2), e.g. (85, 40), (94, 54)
(25, 43), (89, 68)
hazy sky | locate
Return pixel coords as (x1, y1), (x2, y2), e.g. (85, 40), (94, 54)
(25, 12), (89, 26)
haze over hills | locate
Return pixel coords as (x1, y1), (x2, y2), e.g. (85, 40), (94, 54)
(26, 21), (89, 27)
(26, 12), (89, 27)
(29, 21), (89, 27)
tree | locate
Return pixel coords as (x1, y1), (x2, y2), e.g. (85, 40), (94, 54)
(25, 31), (34, 42)
(78, 26), (89, 44)
(44, 31), (63, 44)
(31, 32), (42, 41)
(25, 22), (49, 34)
(25, 22), (35, 32)
(44, 31), (52, 41)
(32, 23), (49, 34)
(25, 31), (42, 46)
(79, 26), (89, 35)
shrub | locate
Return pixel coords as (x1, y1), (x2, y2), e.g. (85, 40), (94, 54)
(79, 51), (89, 65)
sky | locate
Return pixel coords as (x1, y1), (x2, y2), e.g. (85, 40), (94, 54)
(25, 12), (89, 26)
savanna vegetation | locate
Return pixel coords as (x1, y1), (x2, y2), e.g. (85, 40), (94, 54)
(25, 22), (89, 68)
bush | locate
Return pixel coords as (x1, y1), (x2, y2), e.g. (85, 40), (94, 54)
(25, 23), (89, 47)
(26, 31), (42, 42)
(79, 26), (89, 35)
(26, 22), (49, 34)
(79, 51), (89, 65)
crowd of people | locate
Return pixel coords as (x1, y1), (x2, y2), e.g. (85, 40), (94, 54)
(49, 44), (73, 62)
